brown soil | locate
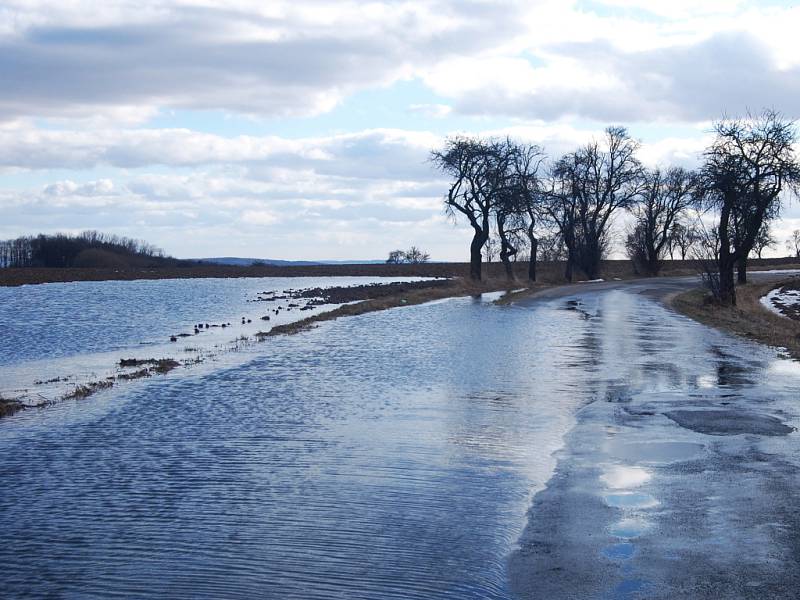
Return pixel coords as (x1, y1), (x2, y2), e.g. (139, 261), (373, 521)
(671, 279), (800, 361)
(4, 256), (799, 288)
(0, 258), (746, 287)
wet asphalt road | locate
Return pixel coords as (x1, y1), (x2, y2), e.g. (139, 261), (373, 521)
(509, 274), (800, 599)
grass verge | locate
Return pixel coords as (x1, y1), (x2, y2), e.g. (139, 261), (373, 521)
(671, 279), (800, 360)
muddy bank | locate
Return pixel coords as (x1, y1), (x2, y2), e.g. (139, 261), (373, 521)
(258, 278), (518, 337)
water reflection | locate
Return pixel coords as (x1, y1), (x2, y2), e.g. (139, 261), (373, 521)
(600, 465), (651, 489)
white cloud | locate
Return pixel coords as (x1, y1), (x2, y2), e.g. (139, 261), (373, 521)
(0, 0), (532, 121)
(407, 104), (453, 119)
(2, 0), (800, 260)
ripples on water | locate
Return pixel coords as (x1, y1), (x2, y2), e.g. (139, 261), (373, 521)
(0, 285), (796, 598)
(0, 276), (426, 366)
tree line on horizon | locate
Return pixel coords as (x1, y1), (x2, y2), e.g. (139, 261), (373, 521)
(0, 231), (167, 269)
(431, 109), (800, 306)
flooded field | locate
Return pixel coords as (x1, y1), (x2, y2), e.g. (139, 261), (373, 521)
(0, 276), (430, 402)
(1, 279), (799, 598)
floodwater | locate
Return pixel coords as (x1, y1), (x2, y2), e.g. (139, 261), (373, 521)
(1, 280), (799, 598)
(0, 276), (429, 366)
(0, 276), (429, 401)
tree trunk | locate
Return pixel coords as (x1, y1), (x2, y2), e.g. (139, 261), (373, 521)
(469, 229), (485, 281)
(645, 248), (661, 277)
(719, 257), (736, 305)
(500, 251), (514, 280)
(737, 256), (747, 284)
(583, 251), (601, 279)
(528, 236), (538, 281)
(717, 201), (736, 306)
(565, 250), (574, 283)
(497, 218), (516, 281)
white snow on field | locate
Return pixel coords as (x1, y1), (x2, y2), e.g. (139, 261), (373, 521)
(761, 287), (800, 318)
(752, 269), (800, 275)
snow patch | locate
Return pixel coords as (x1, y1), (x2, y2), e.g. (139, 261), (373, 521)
(761, 287), (800, 318)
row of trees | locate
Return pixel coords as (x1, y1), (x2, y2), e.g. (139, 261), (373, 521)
(386, 246), (431, 264)
(0, 231), (165, 268)
(432, 110), (800, 305)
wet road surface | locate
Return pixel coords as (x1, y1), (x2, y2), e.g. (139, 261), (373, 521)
(1, 275), (799, 598)
(511, 276), (800, 599)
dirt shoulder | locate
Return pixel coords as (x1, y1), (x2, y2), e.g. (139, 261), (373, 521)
(670, 278), (800, 360)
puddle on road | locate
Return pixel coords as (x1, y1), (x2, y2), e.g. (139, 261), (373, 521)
(601, 465), (651, 489)
(608, 518), (651, 539)
(664, 409), (794, 436)
(605, 440), (706, 464)
(602, 542), (636, 560)
(604, 492), (660, 510)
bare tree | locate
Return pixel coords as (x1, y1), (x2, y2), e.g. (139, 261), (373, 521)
(404, 246), (430, 264)
(546, 127), (644, 280)
(432, 138), (513, 280)
(483, 235), (498, 263)
(667, 220), (701, 260)
(537, 232), (567, 262)
(509, 143), (546, 281)
(692, 222), (723, 300)
(750, 222), (777, 259)
(701, 110), (800, 304)
(488, 139), (543, 280)
(386, 250), (406, 264)
(493, 198), (522, 279)
(627, 167), (698, 275)
(386, 247), (430, 264)
(787, 229), (800, 258)
(544, 154), (581, 281)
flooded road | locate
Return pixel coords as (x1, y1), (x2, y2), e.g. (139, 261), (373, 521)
(1, 277), (799, 598)
(511, 279), (800, 599)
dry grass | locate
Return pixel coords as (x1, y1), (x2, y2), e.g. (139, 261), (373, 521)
(64, 379), (115, 400)
(119, 357), (180, 374)
(671, 279), (800, 360)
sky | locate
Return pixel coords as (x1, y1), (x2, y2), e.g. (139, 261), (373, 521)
(1, 0), (800, 261)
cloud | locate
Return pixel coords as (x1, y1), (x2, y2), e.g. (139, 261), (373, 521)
(2, 0), (800, 260)
(431, 31), (800, 123)
(0, 120), (724, 260)
(0, 0), (531, 121)
(43, 178), (115, 196)
(407, 103), (453, 118)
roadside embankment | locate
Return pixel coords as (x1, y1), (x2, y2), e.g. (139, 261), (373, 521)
(671, 278), (800, 360)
